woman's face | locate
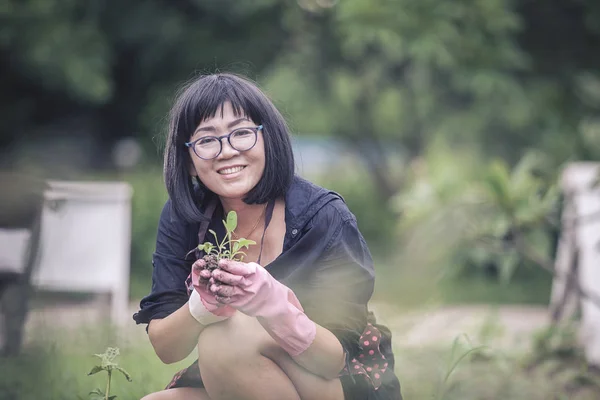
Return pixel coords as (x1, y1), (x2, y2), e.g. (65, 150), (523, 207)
(188, 102), (266, 200)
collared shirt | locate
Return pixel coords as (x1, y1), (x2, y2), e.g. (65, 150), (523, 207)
(133, 175), (401, 397)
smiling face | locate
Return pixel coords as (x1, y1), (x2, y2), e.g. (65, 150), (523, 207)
(188, 102), (266, 201)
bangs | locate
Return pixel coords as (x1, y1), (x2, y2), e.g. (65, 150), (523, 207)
(174, 75), (264, 141)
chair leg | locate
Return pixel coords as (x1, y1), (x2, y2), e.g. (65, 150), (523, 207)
(0, 281), (31, 356)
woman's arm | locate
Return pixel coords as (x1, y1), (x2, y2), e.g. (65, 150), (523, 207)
(134, 200), (208, 364)
(290, 215), (376, 380)
(291, 324), (345, 380)
(147, 302), (206, 364)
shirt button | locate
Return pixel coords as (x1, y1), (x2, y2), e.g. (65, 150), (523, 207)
(291, 229), (298, 235)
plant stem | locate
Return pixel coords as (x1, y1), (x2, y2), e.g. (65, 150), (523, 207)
(105, 370), (111, 400)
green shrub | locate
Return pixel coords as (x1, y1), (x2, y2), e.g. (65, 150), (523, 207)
(311, 167), (398, 255)
(394, 148), (560, 285)
(122, 167), (168, 299)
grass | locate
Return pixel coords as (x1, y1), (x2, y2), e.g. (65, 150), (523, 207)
(0, 321), (195, 400)
(2, 319), (600, 400)
(397, 346), (600, 399)
(371, 252), (552, 310)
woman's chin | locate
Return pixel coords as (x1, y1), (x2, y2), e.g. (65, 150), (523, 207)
(214, 184), (253, 200)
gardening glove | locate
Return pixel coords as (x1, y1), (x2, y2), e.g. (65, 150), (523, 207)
(188, 259), (236, 326)
(210, 259), (317, 356)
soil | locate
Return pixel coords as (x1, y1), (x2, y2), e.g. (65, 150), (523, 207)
(203, 254), (219, 271)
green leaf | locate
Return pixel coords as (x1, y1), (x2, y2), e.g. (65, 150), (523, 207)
(232, 241), (240, 254)
(198, 242), (214, 254)
(116, 366), (133, 382)
(484, 160), (513, 211)
(225, 211), (238, 233)
(236, 239), (256, 249)
(89, 388), (105, 400)
(93, 347), (120, 368)
(210, 229), (220, 245)
(87, 365), (104, 376)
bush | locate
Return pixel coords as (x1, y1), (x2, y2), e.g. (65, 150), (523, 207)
(394, 148), (561, 285)
(311, 167), (398, 255)
(122, 167), (168, 299)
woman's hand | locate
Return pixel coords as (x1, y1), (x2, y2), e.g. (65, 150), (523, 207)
(188, 259), (236, 325)
(208, 260), (276, 311)
(210, 259), (316, 356)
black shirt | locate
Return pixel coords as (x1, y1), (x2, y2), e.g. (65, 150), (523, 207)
(133, 175), (401, 398)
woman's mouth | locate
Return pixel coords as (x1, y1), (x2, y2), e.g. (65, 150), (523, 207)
(217, 166), (246, 175)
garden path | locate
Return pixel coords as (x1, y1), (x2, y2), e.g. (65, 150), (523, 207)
(22, 299), (550, 353)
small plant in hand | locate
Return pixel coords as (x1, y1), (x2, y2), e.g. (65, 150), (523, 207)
(86, 347), (132, 400)
(196, 210), (256, 276)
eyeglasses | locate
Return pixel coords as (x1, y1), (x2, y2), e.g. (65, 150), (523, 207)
(185, 125), (263, 160)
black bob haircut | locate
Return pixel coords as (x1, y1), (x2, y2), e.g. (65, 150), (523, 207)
(163, 73), (295, 223)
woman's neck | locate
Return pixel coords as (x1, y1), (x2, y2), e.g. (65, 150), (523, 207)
(219, 197), (267, 235)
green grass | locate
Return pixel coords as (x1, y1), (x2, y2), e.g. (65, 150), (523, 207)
(371, 253), (552, 310)
(0, 323), (194, 400)
(396, 346), (600, 399)
(2, 321), (600, 400)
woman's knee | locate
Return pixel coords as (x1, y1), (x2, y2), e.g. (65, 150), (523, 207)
(197, 313), (273, 366)
(196, 315), (302, 399)
(140, 388), (210, 400)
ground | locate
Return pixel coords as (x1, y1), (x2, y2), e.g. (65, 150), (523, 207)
(22, 299), (551, 353)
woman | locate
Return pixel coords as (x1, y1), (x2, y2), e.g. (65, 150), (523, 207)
(133, 73), (402, 400)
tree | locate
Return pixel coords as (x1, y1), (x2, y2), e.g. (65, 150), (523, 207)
(0, 0), (288, 170)
(263, 0), (600, 201)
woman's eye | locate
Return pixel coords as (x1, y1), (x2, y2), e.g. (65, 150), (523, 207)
(233, 129), (253, 137)
(198, 137), (218, 146)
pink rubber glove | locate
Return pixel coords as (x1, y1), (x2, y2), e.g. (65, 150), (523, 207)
(210, 259), (317, 356)
(188, 259), (236, 325)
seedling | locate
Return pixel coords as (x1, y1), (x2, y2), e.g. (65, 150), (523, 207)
(86, 347), (132, 400)
(196, 211), (256, 271)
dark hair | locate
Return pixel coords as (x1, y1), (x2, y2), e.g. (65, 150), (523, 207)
(163, 73), (295, 223)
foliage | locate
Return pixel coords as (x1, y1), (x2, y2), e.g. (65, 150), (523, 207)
(4, 1), (600, 294)
(529, 323), (584, 366)
(264, 0), (600, 203)
(435, 335), (488, 400)
(311, 164), (398, 254)
(397, 333), (600, 399)
(0, 0), (289, 165)
(3, 0), (600, 178)
(524, 323), (600, 396)
(4, 318), (600, 400)
(394, 148), (561, 283)
(115, 167), (168, 299)
(5, 0), (600, 302)
(86, 347), (132, 400)
(196, 211), (256, 261)
(0, 323), (189, 400)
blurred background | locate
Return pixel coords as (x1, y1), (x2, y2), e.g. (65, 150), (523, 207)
(1, 0), (600, 399)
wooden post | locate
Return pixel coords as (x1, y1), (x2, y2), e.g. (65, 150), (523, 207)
(550, 162), (600, 366)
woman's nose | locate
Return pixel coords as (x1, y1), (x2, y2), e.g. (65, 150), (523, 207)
(217, 137), (239, 159)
